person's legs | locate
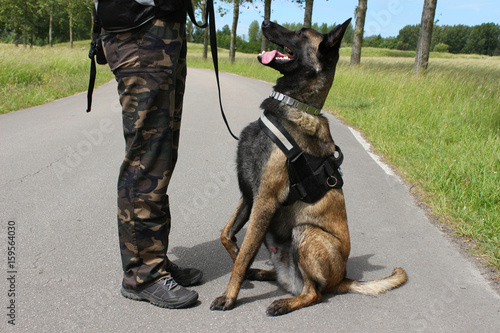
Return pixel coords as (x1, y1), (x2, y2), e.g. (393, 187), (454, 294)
(103, 20), (201, 307)
(115, 67), (176, 289)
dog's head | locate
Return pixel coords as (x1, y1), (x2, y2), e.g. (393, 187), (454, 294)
(258, 19), (351, 75)
(258, 19), (351, 102)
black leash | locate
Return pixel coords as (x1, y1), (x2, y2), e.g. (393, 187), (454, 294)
(186, 0), (239, 140)
(87, 0), (239, 140)
(86, 20), (101, 113)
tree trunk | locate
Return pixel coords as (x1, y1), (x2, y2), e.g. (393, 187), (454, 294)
(23, 25), (27, 48)
(69, 13), (73, 48)
(303, 0), (314, 28)
(261, 0), (271, 52)
(229, 0), (240, 63)
(49, 9), (53, 47)
(89, 6), (94, 39)
(22, 1), (27, 48)
(351, 0), (367, 66)
(188, 21), (193, 42)
(202, 0), (208, 60)
(415, 0), (438, 75)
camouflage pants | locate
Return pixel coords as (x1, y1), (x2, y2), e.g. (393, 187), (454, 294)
(103, 19), (187, 290)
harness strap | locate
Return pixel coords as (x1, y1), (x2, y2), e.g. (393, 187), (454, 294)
(258, 111), (302, 159)
(258, 111), (344, 205)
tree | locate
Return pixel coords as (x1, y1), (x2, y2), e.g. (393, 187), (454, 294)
(229, 0), (240, 63)
(303, 0), (314, 28)
(351, 0), (367, 66)
(217, 24), (231, 49)
(464, 23), (500, 56)
(397, 24), (420, 50)
(65, 0), (93, 48)
(261, 0), (271, 51)
(198, 0), (209, 60)
(415, 0), (438, 75)
(0, 0), (41, 47)
(39, 0), (58, 47)
(222, 0), (252, 62)
(441, 25), (470, 54)
(248, 20), (260, 42)
(0, 0), (102, 46)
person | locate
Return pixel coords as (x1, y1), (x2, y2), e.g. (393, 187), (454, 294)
(96, 0), (203, 309)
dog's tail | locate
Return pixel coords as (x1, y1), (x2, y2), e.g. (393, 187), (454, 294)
(335, 267), (407, 296)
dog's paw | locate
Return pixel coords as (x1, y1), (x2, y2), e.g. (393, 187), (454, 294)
(210, 295), (236, 311)
(266, 299), (292, 316)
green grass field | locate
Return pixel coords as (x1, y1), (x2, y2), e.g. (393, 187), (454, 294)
(0, 41), (114, 113)
(329, 57), (499, 271)
(1, 42), (499, 273)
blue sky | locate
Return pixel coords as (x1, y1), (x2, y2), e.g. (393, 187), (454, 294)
(215, 0), (500, 38)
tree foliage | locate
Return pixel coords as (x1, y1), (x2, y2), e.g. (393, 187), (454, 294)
(0, 0), (93, 47)
(395, 22), (500, 55)
(1, 0), (497, 57)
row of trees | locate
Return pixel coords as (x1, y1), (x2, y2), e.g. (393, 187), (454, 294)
(349, 0), (438, 75)
(0, 0), (93, 47)
(0, 0), (310, 49)
(390, 23), (500, 56)
(189, 20), (354, 55)
(2, 0), (497, 74)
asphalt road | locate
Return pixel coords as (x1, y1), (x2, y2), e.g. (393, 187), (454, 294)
(1, 68), (499, 332)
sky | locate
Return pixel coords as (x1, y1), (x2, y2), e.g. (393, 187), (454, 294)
(214, 0), (500, 38)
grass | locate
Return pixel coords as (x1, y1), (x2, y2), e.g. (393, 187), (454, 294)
(328, 57), (499, 271)
(1, 41), (499, 272)
(0, 41), (114, 113)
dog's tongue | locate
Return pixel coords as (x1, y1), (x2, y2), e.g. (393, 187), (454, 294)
(261, 50), (289, 64)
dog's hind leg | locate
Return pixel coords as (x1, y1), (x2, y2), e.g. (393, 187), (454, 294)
(266, 224), (346, 316)
(221, 197), (252, 262)
(266, 278), (321, 316)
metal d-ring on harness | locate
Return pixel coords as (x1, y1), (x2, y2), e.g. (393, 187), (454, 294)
(258, 109), (344, 205)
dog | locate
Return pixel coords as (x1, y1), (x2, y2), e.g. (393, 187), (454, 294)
(210, 20), (407, 316)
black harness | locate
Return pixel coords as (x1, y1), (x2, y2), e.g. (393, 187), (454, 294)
(258, 111), (344, 205)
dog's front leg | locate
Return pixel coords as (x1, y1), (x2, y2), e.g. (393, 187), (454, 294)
(211, 150), (288, 311)
(211, 199), (278, 311)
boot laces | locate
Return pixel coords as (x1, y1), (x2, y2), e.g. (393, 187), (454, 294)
(163, 277), (178, 291)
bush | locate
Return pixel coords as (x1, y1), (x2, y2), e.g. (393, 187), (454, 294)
(434, 43), (450, 53)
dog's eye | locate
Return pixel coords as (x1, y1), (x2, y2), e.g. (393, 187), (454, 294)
(296, 30), (304, 37)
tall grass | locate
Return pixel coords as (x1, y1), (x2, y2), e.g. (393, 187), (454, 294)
(2, 41), (499, 271)
(0, 42), (113, 113)
(327, 57), (499, 269)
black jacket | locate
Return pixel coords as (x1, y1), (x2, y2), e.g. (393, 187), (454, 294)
(96, 0), (186, 32)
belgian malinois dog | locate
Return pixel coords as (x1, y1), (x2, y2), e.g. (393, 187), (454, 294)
(210, 20), (407, 316)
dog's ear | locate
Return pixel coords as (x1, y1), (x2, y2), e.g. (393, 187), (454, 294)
(322, 18), (352, 49)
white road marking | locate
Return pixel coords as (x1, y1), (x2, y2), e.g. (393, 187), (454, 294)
(347, 126), (400, 180)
